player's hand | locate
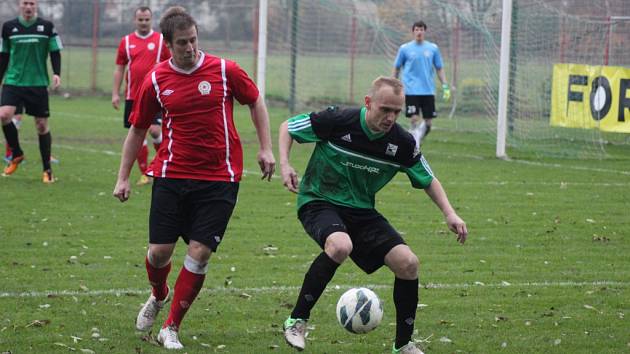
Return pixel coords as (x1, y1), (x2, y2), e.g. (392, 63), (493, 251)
(112, 94), (120, 110)
(280, 163), (299, 193)
(445, 212), (467, 244)
(51, 74), (61, 90)
(442, 84), (451, 102)
(257, 148), (275, 181)
(113, 179), (131, 202)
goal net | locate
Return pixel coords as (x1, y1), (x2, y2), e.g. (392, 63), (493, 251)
(2, 0), (627, 158)
(263, 0), (630, 158)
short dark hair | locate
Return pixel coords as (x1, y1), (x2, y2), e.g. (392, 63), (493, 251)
(412, 21), (427, 31)
(135, 6), (152, 16)
(159, 6), (197, 43)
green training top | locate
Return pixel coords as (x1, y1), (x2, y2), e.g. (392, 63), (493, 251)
(288, 106), (434, 210)
(1, 16), (62, 86)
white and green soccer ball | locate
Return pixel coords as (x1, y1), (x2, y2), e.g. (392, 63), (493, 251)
(336, 287), (383, 334)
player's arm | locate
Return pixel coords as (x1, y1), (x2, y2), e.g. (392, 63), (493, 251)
(47, 23), (62, 89)
(113, 74), (159, 202)
(424, 178), (467, 244)
(248, 96), (275, 181)
(112, 64), (125, 110)
(278, 120), (299, 193)
(0, 24), (10, 83)
(50, 50), (61, 89)
(392, 47), (404, 79)
(0, 52), (8, 83)
(113, 125), (148, 202)
(112, 38), (128, 110)
(392, 67), (401, 79)
(434, 47), (450, 101)
(436, 68), (447, 86)
(437, 68), (450, 101)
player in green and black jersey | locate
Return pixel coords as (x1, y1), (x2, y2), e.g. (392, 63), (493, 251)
(279, 76), (468, 354)
(0, 0), (62, 182)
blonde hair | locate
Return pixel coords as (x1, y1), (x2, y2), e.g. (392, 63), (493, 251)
(367, 76), (404, 97)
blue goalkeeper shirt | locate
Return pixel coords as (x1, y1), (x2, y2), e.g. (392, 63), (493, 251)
(393, 40), (443, 95)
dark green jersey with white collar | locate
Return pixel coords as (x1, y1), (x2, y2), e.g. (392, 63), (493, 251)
(288, 106), (434, 210)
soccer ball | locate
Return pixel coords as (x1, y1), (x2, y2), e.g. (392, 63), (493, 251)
(336, 287), (383, 334)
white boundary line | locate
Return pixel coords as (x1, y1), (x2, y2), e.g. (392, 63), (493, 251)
(2, 280), (628, 299)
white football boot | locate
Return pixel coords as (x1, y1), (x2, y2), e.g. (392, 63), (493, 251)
(135, 288), (170, 331)
(283, 317), (307, 351)
(393, 341), (425, 354)
(157, 324), (184, 350)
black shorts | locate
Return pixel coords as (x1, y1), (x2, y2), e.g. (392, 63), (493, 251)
(149, 178), (239, 251)
(405, 95), (436, 119)
(298, 201), (405, 274)
(0, 85), (49, 117)
(124, 100), (162, 128)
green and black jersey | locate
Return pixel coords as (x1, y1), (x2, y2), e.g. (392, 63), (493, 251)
(288, 106), (434, 210)
(0, 16), (62, 86)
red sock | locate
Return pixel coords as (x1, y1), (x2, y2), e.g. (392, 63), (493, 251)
(136, 144), (149, 174)
(163, 266), (205, 329)
(145, 257), (171, 301)
(5, 143), (11, 158)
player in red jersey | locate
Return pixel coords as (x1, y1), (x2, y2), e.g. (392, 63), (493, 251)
(112, 6), (170, 185)
(112, 6), (275, 350)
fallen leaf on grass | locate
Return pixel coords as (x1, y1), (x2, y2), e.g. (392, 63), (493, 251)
(140, 332), (160, 346)
(583, 304), (602, 313)
(54, 342), (76, 350)
(25, 319), (50, 328)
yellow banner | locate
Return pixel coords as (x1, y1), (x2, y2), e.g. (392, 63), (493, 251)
(551, 63), (630, 133)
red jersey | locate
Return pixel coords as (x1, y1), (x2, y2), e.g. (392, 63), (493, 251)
(115, 30), (170, 100)
(129, 51), (260, 182)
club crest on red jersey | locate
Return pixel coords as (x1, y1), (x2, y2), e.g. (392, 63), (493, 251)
(198, 81), (211, 95)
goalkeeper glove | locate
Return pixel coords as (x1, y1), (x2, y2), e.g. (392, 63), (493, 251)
(442, 83), (451, 102)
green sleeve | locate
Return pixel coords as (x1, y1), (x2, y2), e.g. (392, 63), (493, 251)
(287, 113), (320, 144)
(402, 155), (434, 189)
(49, 31), (62, 52)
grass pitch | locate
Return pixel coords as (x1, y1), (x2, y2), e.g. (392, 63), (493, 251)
(1, 96), (629, 353)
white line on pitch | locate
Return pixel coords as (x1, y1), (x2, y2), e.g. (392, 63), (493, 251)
(2, 280), (628, 299)
(50, 144), (630, 180)
(425, 150), (630, 176)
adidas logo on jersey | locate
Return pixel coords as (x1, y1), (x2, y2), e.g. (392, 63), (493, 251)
(341, 134), (352, 142)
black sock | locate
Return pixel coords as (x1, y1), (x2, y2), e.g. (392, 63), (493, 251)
(39, 132), (51, 171)
(394, 277), (419, 349)
(291, 252), (340, 320)
(2, 122), (23, 157)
